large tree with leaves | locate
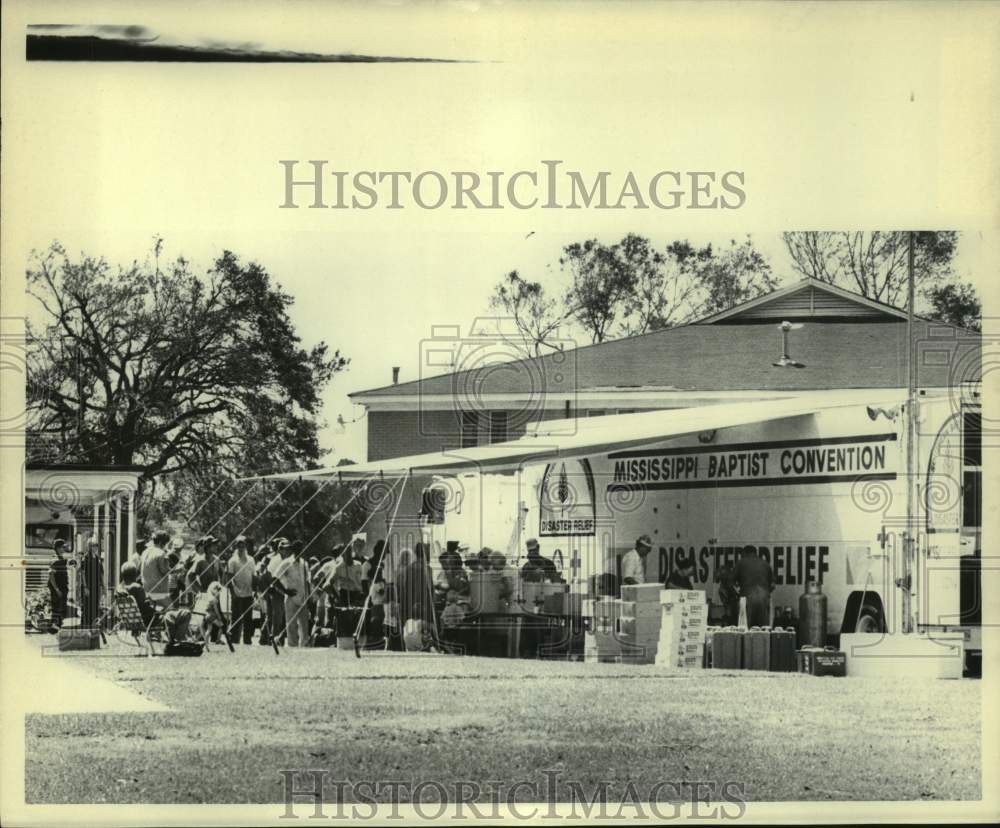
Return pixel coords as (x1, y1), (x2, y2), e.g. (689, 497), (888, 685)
(26, 240), (351, 535)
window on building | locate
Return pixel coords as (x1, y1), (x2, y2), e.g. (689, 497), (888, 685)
(617, 408), (639, 415)
(490, 411), (508, 444)
(587, 409), (607, 417)
(461, 411), (480, 448)
(962, 409), (981, 531)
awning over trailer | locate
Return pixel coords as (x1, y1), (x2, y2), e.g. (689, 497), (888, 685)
(242, 389), (908, 481)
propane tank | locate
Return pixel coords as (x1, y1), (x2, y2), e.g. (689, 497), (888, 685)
(798, 581), (827, 648)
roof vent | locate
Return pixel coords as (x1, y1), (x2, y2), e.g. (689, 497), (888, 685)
(772, 321), (806, 369)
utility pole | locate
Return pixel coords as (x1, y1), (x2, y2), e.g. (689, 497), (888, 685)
(902, 231), (917, 633)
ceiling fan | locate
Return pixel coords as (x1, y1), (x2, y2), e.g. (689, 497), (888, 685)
(773, 320), (805, 368)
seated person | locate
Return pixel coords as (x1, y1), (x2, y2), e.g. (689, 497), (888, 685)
(162, 608), (193, 644)
(192, 581), (227, 643)
(118, 561), (158, 628)
(441, 591), (465, 624)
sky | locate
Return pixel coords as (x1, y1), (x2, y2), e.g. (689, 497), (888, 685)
(3, 0), (997, 468)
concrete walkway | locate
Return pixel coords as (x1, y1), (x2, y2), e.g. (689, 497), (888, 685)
(3, 632), (169, 714)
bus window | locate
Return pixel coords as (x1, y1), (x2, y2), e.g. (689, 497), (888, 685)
(25, 524), (73, 550)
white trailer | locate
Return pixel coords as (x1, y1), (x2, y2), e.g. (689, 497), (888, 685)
(257, 389), (983, 663)
(412, 390), (982, 655)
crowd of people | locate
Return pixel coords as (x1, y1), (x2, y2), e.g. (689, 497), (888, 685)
(106, 531), (394, 648)
(48, 526), (776, 652)
(61, 529), (572, 652)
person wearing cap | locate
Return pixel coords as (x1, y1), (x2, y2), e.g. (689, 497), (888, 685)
(520, 538), (559, 583)
(276, 539), (311, 647)
(225, 535), (256, 644)
(47, 539), (70, 628)
(621, 535), (652, 587)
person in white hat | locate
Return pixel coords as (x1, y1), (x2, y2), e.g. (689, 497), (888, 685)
(621, 534), (652, 587)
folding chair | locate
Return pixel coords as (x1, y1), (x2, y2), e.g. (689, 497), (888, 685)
(111, 591), (163, 657)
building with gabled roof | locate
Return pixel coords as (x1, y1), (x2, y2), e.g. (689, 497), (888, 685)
(350, 278), (980, 463)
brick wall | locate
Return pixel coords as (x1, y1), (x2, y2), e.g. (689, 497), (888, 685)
(367, 408), (570, 462)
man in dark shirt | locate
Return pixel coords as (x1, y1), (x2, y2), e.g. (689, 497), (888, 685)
(47, 539), (70, 628)
(734, 546), (775, 627)
(520, 538), (559, 583)
(80, 538), (105, 630)
(716, 561), (739, 626)
(664, 555), (696, 590)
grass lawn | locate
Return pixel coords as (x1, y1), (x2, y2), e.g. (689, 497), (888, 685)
(25, 638), (981, 804)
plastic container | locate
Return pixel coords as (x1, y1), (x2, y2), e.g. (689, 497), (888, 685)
(798, 582), (828, 648)
(711, 627), (743, 669)
(769, 627), (797, 672)
(744, 626), (771, 670)
(469, 572), (504, 615)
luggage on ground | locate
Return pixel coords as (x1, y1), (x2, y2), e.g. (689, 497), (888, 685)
(56, 627), (101, 651)
(796, 645), (847, 677)
(163, 640), (204, 657)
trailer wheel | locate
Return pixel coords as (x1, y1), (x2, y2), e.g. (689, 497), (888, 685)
(854, 603), (884, 633)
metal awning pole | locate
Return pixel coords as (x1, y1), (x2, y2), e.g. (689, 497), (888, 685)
(903, 231), (917, 634)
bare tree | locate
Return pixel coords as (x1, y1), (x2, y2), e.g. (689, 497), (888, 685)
(487, 271), (570, 358)
(783, 231), (958, 306)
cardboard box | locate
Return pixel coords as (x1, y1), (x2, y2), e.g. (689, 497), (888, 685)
(592, 598), (623, 618)
(661, 604), (707, 622)
(618, 615), (660, 637)
(620, 583), (664, 603)
(661, 589), (706, 605)
(620, 643), (657, 661)
(619, 600), (661, 620)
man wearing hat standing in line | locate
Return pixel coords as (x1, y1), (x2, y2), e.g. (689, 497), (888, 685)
(520, 538), (559, 583)
(276, 539), (311, 647)
(621, 535), (652, 586)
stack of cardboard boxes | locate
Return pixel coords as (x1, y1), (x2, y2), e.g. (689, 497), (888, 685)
(584, 586), (708, 666)
(585, 597), (623, 662)
(655, 589), (707, 668)
(616, 583), (663, 664)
